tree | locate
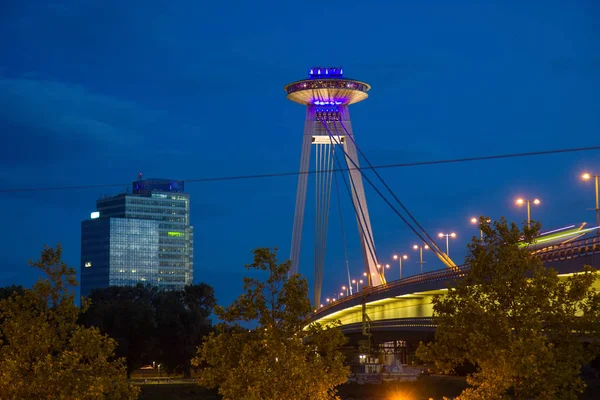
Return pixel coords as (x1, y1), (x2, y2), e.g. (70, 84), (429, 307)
(154, 283), (215, 377)
(81, 283), (216, 378)
(192, 247), (349, 400)
(0, 245), (139, 399)
(417, 218), (600, 400)
(0, 285), (23, 301)
(80, 285), (158, 378)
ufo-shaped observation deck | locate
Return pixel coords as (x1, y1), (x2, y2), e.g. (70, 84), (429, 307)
(284, 67), (370, 106)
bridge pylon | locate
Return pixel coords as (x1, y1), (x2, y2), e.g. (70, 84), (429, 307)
(285, 67), (382, 306)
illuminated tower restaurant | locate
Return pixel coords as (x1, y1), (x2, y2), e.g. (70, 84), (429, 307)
(285, 67), (381, 306)
(80, 177), (193, 297)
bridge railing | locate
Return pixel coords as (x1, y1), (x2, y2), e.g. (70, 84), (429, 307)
(314, 265), (470, 316)
(313, 235), (600, 318)
(536, 235), (600, 263)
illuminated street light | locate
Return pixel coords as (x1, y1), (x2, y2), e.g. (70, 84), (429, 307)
(581, 172), (600, 234)
(393, 254), (408, 279)
(384, 264), (390, 280)
(516, 197), (541, 229)
(412, 244), (429, 274)
(352, 279), (364, 292)
(470, 217), (482, 240)
(363, 271), (371, 286)
(342, 285), (348, 296)
(438, 232), (457, 256)
(470, 217), (492, 240)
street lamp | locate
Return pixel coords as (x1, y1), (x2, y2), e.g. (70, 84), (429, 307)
(581, 173), (600, 234)
(412, 244), (429, 274)
(363, 271), (373, 286)
(342, 285), (348, 296)
(470, 217), (491, 240)
(393, 254), (408, 279)
(438, 232), (457, 256)
(470, 217), (482, 240)
(516, 197), (541, 228)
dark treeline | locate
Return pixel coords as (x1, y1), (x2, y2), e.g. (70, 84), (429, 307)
(79, 283), (216, 378)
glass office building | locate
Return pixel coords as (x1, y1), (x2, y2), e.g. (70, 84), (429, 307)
(81, 178), (194, 297)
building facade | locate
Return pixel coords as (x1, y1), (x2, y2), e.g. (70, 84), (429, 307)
(81, 178), (194, 297)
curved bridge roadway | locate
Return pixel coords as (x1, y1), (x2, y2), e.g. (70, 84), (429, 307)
(309, 236), (600, 335)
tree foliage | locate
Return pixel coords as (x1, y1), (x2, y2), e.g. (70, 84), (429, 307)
(80, 283), (215, 377)
(154, 283), (215, 377)
(79, 285), (158, 377)
(192, 247), (349, 400)
(417, 218), (600, 400)
(0, 245), (139, 399)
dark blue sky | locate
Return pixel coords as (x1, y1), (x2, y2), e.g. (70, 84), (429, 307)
(1, 0), (599, 306)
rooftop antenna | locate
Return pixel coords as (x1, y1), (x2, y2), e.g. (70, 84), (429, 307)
(138, 172), (143, 181)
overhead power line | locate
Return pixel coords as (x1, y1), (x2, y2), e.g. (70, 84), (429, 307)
(1, 145), (599, 194)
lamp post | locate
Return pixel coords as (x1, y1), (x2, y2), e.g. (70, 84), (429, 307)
(412, 244), (429, 274)
(363, 271), (371, 286)
(351, 279), (363, 292)
(342, 286), (348, 296)
(438, 232), (457, 256)
(470, 217), (482, 240)
(393, 254), (408, 279)
(582, 173), (600, 234)
(516, 198), (540, 229)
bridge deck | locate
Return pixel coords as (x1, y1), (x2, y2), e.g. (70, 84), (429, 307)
(310, 236), (600, 331)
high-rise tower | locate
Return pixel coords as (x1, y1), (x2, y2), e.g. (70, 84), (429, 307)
(285, 67), (381, 306)
(81, 178), (193, 297)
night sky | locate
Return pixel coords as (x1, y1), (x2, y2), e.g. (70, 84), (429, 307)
(1, 1), (599, 307)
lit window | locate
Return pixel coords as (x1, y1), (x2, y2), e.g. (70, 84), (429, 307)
(84, 262), (92, 268)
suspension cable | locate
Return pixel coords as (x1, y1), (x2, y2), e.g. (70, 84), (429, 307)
(339, 121), (454, 267)
(331, 122), (381, 273)
(319, 118), (451, 273)
(333, 144), (353, 295)
(321, 120), (386, 283)
(325, 121), (382, 283)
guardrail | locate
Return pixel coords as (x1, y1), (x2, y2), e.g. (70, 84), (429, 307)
(537, 235), (600, 262)
(313, 235), (600, 318)
(340, 317), (436, 333)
